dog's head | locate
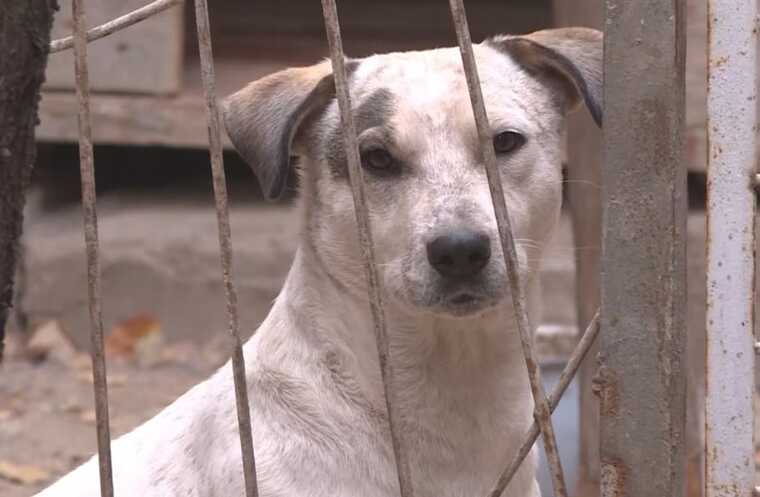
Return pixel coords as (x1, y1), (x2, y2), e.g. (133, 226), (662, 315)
(224, 28), (602, 319)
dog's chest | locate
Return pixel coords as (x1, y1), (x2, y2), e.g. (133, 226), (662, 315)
(393, 356), (534, 497)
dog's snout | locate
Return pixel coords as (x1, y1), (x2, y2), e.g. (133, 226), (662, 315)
(426, 230), (491, 278)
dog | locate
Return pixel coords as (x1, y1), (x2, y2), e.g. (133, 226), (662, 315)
(36, 27), (602, 497)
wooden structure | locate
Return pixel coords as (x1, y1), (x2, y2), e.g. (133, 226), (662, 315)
(38, 0), (550, 149)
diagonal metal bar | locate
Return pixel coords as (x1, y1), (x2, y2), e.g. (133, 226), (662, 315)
(192, 1), (259, 495)
(319, 1), (414, 496)
(446, 1), (568, 496)
(51, 0), (183, 53)
(488, 310), (601, 497)
(72, 0), (115, 496)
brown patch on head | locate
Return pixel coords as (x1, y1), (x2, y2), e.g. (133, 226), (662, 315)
(486, 27), (603, 126)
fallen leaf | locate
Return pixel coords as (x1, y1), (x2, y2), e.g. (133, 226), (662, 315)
(0, 461), (50, 485)
(105, 314), (163, 367)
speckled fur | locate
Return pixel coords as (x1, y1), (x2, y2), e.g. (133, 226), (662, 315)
(36, 28), (602, 497)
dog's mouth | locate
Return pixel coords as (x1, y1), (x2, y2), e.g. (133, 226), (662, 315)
(450, 292), (478, 305)
(434, 288), (500, 317)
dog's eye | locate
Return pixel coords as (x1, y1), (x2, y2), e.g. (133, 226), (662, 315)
(360, 148), (397, 174)
(492, 131), (525, 154)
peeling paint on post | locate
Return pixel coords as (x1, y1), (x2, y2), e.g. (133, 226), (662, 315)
(705, 1), (758, 496)
(600, 1), (688, 497)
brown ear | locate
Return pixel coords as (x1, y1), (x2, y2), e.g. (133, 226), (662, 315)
(222, 61), (339, 200)
(487, 27), (603, 127)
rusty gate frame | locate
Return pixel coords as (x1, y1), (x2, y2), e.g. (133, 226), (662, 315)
(46, 0), (758, 496)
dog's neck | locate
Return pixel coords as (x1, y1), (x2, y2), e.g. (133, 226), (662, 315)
(253, 244), (531, 411)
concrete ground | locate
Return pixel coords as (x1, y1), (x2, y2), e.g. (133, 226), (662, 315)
(0, 147), (742, 496)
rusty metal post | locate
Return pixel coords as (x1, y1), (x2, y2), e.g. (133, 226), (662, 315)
(72, 0), (115, 495)
(318, 2), (415, 496)
(599, 1), (688, 496)
(192, 0), (259, 495)
(705, 0), (758, 495)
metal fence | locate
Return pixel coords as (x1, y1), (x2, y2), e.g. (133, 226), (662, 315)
(47, 0), (757, 496)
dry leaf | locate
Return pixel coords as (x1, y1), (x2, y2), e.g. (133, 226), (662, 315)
(0, 461), (50, 485)
(105, 314), (163, 366)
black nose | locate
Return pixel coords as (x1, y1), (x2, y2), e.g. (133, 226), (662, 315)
(426, 230), (491, 278)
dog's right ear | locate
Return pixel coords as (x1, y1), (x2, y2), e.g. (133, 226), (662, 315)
(222, 61), (340, 200)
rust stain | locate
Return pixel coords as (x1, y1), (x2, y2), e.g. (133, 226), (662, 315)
(712, 55), (730, 67)
(601, 459), (628, 497)
(593, 365), (619, 417)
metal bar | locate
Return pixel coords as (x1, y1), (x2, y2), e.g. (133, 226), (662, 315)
(705, 0), (758, 495)
(488, 309), (601, 497)
(445, 2), (568, 496)
(50, 0), (183, 53)
(318, 1), (414, 496)
(72, 0), (115, 496)
(600, 1), (687, 496)
(192, 1), (259, 496)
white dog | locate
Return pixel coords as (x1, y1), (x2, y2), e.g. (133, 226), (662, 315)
(37, 27), (602, 497)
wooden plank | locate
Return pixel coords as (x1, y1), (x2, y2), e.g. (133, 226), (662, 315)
(46, 0), (183, 95)
(38, 90), (232, 149)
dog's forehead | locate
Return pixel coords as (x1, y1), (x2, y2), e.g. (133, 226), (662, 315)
(349, 45), (548, 132)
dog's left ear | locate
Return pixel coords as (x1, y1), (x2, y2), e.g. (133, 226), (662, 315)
(486, 27), (603, 127)
(222, 60), (344, 200)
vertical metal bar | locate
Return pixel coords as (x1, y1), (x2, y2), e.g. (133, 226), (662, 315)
(192, 1), (259, 496)
(72, 1), (115, 496)
(318, 2), (414, 496)
(445, 2), (568, 496)
(488, 309), (601, 497)
(705, 0), (758, 495)
(600, 1), (687, 496)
